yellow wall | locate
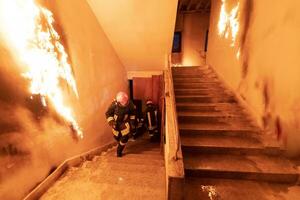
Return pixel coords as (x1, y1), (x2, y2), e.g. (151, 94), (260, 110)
(86, 0), (178, 71)
(182, 12), (210, 66)
(207, 0), (300, 155)
(172, 12), (210, 66)
(0, 0), (128, 199)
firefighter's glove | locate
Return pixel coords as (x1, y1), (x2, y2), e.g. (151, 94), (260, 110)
(108, 120), (116, 129)
(130, 120), (136, 129)
(119, 122), (126, 130)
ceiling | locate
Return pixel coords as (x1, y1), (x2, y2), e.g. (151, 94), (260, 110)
(86, 0), (178, 72)
(178, 0), (211, 13)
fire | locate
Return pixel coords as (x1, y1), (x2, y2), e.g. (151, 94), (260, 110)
(236, 48), (241, 59)
(0, 0), (83, 138)
(218, 0), (240, 47)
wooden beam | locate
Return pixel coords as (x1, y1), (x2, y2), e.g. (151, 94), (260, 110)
(186, 0), (194, 11)
(205, 0), (211, 10)
(181, 9), (209, 14)
(178, 0), (183, 11)
(195, 0), (204, 10)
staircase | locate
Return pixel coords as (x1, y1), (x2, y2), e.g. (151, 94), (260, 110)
(41, 136), (165, 200)
(172, 66), (300, 199)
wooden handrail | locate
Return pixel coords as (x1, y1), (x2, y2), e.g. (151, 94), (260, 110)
(163, 55), (184, 200)
(166, 55), (181, 160)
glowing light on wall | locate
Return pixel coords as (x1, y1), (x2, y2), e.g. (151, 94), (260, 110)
(236, 48), (241, 59)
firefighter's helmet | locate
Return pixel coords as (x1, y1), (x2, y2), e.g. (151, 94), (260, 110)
(116, 91), (129, 106)
(146, 99), (153, 105)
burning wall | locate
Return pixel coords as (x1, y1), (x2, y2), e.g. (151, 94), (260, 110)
(0, 0), (127, 199)
(207, 0), (300, 155)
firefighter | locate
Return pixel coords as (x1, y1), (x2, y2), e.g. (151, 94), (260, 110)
(106, 91), (136, 157)
(144, 99), (159, 142)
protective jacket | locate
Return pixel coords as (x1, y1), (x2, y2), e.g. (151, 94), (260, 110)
(106, 100), (136, 136)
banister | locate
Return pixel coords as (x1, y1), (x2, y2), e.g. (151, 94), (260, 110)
(163, 54), (184, 200)
(167, 55), (181, 161)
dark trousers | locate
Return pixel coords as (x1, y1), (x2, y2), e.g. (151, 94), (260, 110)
(113, 133), (129, 145)
(112, 130), (130, 156)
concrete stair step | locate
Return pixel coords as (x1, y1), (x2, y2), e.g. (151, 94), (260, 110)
(179, 120), (258, 127)
(172, 68), (212, 72)
(181, 132), (262, 147)
(174, 84), (224, 89)
(41, 136), (165, 200)
(178, 119), (250, 127)
(180, 134), (283, 155)
(172, 66), (213, 73)
(97, 186), (164, 200)
(173, 79), (219, 84)
(172, 74), (217, 79)
(177, 105), (247, 115)
(176, 102), (245, 112)
(101, 154), (165, 166)
(43, 171), (164, 200)
(172, 72), (213, 76)
(172, 65), (211, 70)
(125, 149), (161, 155)
(174, 82), (221, 86)
(174, 88), (230, 92)
(67, 164), (165, 190)
(103, 148), (161, 156)
(174, 89), (231, 96)
(177, 105), (220, 113)
(45, 185), (164, 200)
(179, 123), (261, 138)
(172, 66), (216, 77)
(172, 68), (212, 73)
(183, 152), (299, 183)
(98, 162), (165, 175)
(175, 95), (237, 103)
(123, 143), (161, 153)
(184, 177), (300, 200)
(175, 94), (234, 100)
(177, 111), (246, 117)
(89, 158), (165, 174)
(118, 139), (161, 151)
(177, 113), (253, 124)
(105, 150), (163, 159)
(173, 77), (218, 83)
(172, 65), (210, 71)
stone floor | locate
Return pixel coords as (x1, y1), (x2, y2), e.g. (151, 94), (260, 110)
(184, 177), (300, 200)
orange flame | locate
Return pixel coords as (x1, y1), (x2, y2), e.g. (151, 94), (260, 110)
(0, 0), (83, 138)
(218, 0), (240, 47)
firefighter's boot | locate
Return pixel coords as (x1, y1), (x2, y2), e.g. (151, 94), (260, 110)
(117, 143), (125, 157)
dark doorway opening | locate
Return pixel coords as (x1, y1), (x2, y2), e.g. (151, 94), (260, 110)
(172, 31), (182, 53)
(205, 29), (209, 52)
